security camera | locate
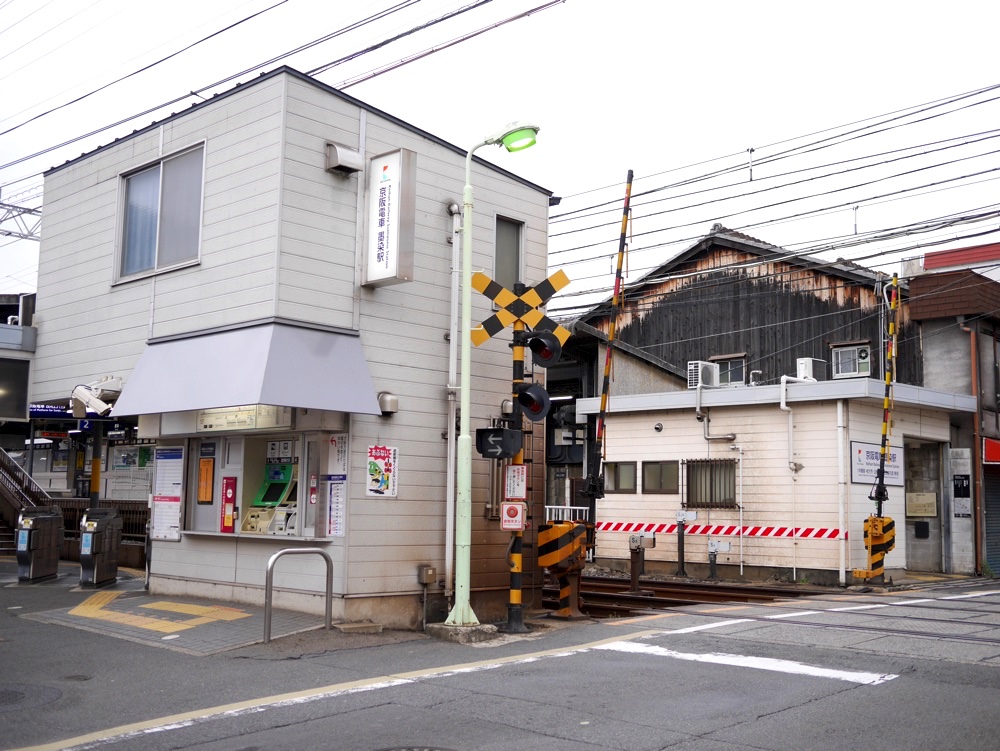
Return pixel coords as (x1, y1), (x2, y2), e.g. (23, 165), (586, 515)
(71, 386), (112, 417)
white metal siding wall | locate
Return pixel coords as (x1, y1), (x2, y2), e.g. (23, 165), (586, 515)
(596, 399), (954, 574)
(33, 80), (285, 401)
(275, 79), (551, 597)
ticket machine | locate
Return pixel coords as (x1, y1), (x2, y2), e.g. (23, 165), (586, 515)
(241, 463), (298, 535)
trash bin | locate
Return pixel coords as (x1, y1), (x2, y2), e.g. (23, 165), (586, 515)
(79, 508), (123, 587)
(16, 506), (65, 582)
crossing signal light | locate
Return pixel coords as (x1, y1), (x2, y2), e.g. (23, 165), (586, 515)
(516, 383), (551, 422)
(527, 330), (562, 368)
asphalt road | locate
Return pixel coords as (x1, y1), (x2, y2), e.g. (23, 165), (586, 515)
(3, 559), (1000, 751)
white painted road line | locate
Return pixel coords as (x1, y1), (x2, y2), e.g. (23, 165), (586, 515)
(596, 641), (899, 685)
(662, 619), (752, 634)
(941, 590), (1000, 600)
(830, 604), (888, 612)
(765, 610), (820, 619)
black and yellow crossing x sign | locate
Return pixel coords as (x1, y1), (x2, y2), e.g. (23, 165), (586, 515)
(471, 270), (571, 346)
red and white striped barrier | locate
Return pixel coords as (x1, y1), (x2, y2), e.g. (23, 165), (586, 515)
(594, 521), (844, 539)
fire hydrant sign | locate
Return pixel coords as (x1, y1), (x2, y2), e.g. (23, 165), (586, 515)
(505, 465), (527, 500)
(501, 501), (526, 531)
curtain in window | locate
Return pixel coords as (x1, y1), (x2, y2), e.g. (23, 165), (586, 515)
(158, 147), (204, 267)
(494, 217), (521, 290)
(122, 166), (160, 276)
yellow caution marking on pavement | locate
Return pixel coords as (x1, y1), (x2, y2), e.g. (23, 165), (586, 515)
(141, 602), (251, 621)
(68, 593), (251, 633)
(68, 590), (123, 617)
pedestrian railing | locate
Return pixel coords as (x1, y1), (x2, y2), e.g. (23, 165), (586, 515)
(263, 548), (333, 643)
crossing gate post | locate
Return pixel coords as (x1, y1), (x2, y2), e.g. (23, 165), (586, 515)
(539, 520), (590, 619)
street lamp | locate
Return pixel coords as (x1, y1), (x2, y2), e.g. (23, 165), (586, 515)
(445, 121), (540, 627)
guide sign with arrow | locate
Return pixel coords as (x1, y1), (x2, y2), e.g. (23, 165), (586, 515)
(475, 427), (522, 460)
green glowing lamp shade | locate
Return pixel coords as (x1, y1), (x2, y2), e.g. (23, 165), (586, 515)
(500, 127), (538, 152)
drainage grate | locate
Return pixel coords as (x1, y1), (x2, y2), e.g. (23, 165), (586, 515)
(0, 684), (62, 713)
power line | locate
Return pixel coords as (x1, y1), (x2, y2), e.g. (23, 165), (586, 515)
(0, 0), (290, 138)
(0, 0), (424, 172)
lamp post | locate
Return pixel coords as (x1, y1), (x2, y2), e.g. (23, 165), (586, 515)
(445, 121), (540, 626)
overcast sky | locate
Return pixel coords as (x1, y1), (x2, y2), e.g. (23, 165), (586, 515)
(2, 0), (999, 307)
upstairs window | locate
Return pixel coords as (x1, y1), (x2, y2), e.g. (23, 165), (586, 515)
(494, 216), (523, 290)
(832, 343), (871, 379)
(604, 461), (636, 493)
(120, 145), (204, 279)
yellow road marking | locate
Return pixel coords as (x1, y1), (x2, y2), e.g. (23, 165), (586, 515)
(68, 593), (252, 633)
(141, 602), (251, 621)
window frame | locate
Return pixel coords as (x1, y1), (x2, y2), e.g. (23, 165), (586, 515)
(683, 458), (738, 509)
(717, 358), (746, 386)
(603, 461), (637, 494)
(831, 344), (871, 379)
(115, 142), (206, 284)
(642, 460), (679, 494)
(493, 214), (524, 291)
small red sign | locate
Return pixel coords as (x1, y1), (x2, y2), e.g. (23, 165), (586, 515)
(985, 437), (1000, 464)
(220, 477), (237, 533)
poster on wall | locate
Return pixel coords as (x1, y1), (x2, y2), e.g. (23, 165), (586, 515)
(150, 446), (184, 541)
(151, 496), (181, 541)
(366, 445), (398, 497)
(850, 441), (904, 486)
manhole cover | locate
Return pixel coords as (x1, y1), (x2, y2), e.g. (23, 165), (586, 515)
(0, 684), (62, 713)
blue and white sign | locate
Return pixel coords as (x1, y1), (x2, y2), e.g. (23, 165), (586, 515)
(850, 441), (904, 486)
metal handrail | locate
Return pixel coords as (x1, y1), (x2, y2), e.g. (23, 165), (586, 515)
(0, 448), (50, 509)
(263, 547), (333, 644)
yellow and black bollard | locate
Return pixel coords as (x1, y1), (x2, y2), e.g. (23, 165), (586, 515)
(538, 520), (590, 619)
(852, 515), (896, 582)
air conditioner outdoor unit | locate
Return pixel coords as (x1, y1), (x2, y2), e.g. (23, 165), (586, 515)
(796, 357), (827, 380)
(687, 360), (720, 389)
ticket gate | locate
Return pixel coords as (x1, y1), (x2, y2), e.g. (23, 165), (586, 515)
(16, 506), (65, 582)
(79, 508), (123, 587)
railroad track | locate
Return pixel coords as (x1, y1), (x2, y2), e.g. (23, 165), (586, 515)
(541, 575), (826, 617)
(542, 576), (1000, 647)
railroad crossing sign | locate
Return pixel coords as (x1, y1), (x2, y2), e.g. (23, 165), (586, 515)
(471, 269), (572, 346)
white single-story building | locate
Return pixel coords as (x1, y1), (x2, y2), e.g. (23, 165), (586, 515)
(577, 376), (977, 584)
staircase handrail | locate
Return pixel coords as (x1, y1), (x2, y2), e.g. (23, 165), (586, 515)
(0, 448), (50, 510)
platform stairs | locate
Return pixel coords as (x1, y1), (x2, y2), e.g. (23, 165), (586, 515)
(0, 448), (54, 554)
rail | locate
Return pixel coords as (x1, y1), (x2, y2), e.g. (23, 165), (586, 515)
(544, 505), (590, 522)
(0, 447), (50, 511)
(57, 499), (148, 544)
(263, 548), (333, 644)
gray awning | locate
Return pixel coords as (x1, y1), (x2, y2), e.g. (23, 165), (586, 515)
(113, 323), (381, 416)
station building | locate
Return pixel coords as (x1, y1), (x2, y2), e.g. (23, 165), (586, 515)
(28, 67), (552, 628)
